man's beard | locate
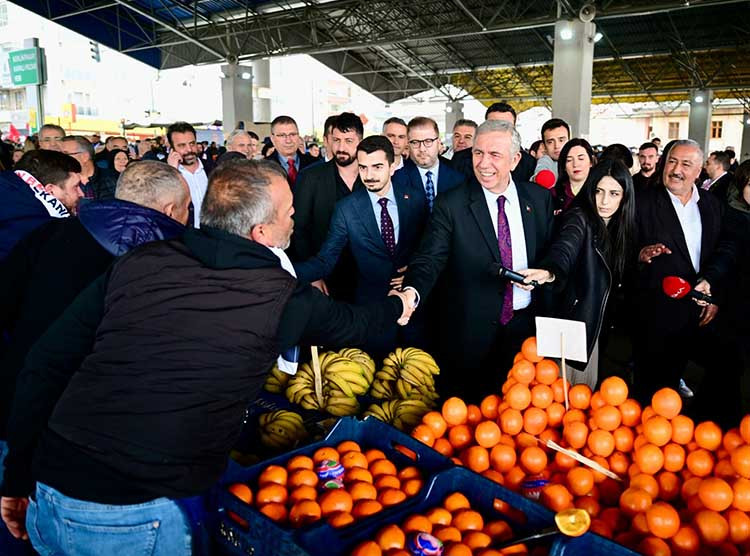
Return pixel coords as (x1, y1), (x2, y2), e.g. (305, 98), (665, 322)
(364, 180), (386, 193)
(182, 152), (197, 165)
(336, 152), (355, 167)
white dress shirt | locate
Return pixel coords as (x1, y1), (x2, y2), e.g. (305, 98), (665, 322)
(666, 185), (702, 273)
(417, 162), (440, 196)
(394, 157), (404, 172)
(482, 178), (531, 310)
(178, 160), (208, 227)
(367, 184), (400, 244)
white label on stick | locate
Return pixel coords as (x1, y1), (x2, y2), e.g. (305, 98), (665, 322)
(534, 317), (588, 363)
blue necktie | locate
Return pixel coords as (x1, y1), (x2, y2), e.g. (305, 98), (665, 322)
(425, 171), (435, 212)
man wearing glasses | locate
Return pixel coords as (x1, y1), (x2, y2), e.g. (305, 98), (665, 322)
(393, 117), (464, 213)
(62, 136), (118, 201)
(265, 115), (317, 187)
(38, 125), (66, 152)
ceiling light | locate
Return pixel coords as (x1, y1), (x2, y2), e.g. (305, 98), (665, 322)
(694, 95), (704, 103)
(560, 28), (574, 40)
(593, 32), (603, 42)
(241, 72), (251, 80)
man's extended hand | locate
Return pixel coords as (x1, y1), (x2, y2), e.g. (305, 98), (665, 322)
(639, 243), (672, 263)
(389, 288), (416, 326)
(1, 497), (29, 540)
(311, 279), (329, 296)
(517, 268), (554, 291)
(695, 280), (718, 326)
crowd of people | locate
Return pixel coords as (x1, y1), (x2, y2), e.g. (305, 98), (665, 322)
(0, 103), (748, 554)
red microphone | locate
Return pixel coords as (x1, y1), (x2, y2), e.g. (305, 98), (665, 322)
(534, 169), (556, 189)
(662, 276), (714, 304)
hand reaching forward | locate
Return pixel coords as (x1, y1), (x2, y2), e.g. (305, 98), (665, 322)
(389, 288), (416, 326)
(1, 497), (29, 540)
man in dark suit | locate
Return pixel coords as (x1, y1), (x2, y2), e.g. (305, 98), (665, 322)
(393, 117), (465, 213)
(450, 103), (536, 183)
(633, 139), (739, 426)
(701, 150), (733, 203)
(295, 136), (427, 356)
(402, 120), (554, 401)
(633, 142), (659, 191)
(289, 113), (363, 301)
(264, 115), (317, 187)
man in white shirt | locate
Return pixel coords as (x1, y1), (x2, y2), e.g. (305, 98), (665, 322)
(167, 122), (207, 228)
(382, 117), (408, 172)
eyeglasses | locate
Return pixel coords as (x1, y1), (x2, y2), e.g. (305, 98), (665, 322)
(409, 137), (438, 148)
(274, 132), (299, 140)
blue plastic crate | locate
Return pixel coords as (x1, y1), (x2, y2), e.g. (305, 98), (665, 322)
(551, 532), (640, 556)
(212, 416), (453, 556)
(300, 466), (557, 554)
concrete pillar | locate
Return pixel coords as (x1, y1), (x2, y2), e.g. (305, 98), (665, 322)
(445, 101), (464, 137)
(252, 59), (271, 123)
(221, 63), (253, 132)
(551, 20), (595, 139)
(740, 110), (750, 163)
(688, 89), (713, 155)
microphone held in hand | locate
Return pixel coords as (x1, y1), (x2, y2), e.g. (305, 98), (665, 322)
(662, 276), (714, 304)
(489, 263), (539, 287)
(534, 169), (556, 189)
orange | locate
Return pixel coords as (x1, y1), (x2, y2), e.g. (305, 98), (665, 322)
(631, 474), (660, 498)
(693, 509), (729, 545)
(589, 519), (613, 539)
(443, 543), (472, 556)
(350, 540), (382, 556)
(434, 525), (462, 543)
(349, 481), (377, 502)
(397, 466), (421, 481)
(466, 405), (482, 426)
(521, 336), (543, 362)
(327, 511), (354, 528)
(619, 399), (642, 427)
(657, 471), (680, 502)
(288, 469), (318, 489)
(638, 536), (671, 556)
(562, 408), (586, 427)
(402, 478), (423, 497)
(569, 384), (592, 410)
(411, 424), (436, 448)
(588, 430), (615, 458)
(443, 492), (471, 512)
(337, 440), (361, 454)
(563, 421), (589, 449)
(697, 477), (733, 511)
(483, 519), (513, 541)
(535, 359), (559, 385)
(643, 416), (673, 447)
(442, 397), (468, 426)
(490, 444), (517, 473)
(567, 467), (594, 497)
(641, 405), (656, 424)
(433, 438), (454, 457)
(686, 448), (714, 477)
(463, 530), (492, 550)
(375, 524), (406, 550)
(256, 483), (287, 506)
(632, 512), (650, 535)
(619, 487), (653, 517)
(463, 445), (490, 473)
(555, 451), (578, 470)
(319, 489), (353, 516)
(499, 408), (524, 436)
(258, 502), (288, 523)
(227, 483), (253, 505)
(426, 507), (453, 526)
(671, 415), (695, 445)
(651, 388), (682, 419)
(694, 421), (722, 451)
(452, 509), (484, 532)
(341, 450), (369, 469)
(289, 485), (317, 504)
(422, 411), (448, 438)
(551, 378), (566, 403)
(610, 451), (631, 476)
(511, 360), (536, 384)
(448, 425), (473, 451)
(369, 458), (397, 477)
(402, 514), (433, 534)
(726, 509), (750, 544)
(482, 469), (504, 485)
(541, 484), (573, 512)
(475, 421), (502, 448)
(732, 477), (750, 511)
(345, 467), (374, 484)
(723, 429), (744, 453)
(590, 391), (606, 411)
(613, 426), (634, 453)
(258, 465), (288, 487)
(506, 383), (532, 410)
(530, 384), (554, 409)
(351, 499), (382, 519)
(522, 407), (548, 436)
(593, 405), (622, 432)
(741, 415), (750, 444)
(645, 502), (680, 539)
(286, 455), (314, 472)
(288, 500), (322, 528)
(600, 376), (629, 406)
(731, 445), (750, 478)
(663, 443), (686, 472)
(374, 475), (400, 490)
(546, 402), (565, 427)
(364, 449), (386, 463)
(313, 446), (340, 464)
(519, 446), (547, 474)
(670, 525), (700, 555)
(378, 487), (407, 507)
(635, 443), (665, 475)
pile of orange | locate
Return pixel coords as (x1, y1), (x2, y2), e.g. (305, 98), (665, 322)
(227, 440), (425, 529)
(410, 336), (750, 556)
(350, 491), (539, 556)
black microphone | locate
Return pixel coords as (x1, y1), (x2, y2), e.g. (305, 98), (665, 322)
(489, 264), (539, 287)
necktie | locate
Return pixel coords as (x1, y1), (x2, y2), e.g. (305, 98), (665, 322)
(425, 171), (435, 212)
(379, 198), (396, 257)
(497, 195), (514, 325)
(287, 157), (298, 186)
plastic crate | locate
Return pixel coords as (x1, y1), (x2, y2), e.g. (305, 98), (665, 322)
(300, 466), (557, 555)
(551, 533), (640, 556)
(212, 416), (453, 556)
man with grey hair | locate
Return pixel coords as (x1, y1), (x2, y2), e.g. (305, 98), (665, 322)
(214, 130), (257, 167)
(38, 124), (66, 152)
(402, 118), (554, 401)
(633, 138), (739, 424)
(1, 158), (415, 554)
(62, 135), (118, 201)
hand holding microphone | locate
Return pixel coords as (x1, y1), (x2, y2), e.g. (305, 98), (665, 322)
(662, 276), (714, 305)
(489, 264), (555, 290)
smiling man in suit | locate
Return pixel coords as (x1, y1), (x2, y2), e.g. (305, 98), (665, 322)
(394, 117), (465, 213)
(295, 136), (427, 356)
(402, 120), (554, 401)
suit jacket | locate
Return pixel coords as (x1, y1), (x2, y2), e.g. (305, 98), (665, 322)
(404, 178), (554, 378)
(634, 186), (736, 332)
(295, 179), (427, 304)
(450, 147), (536, 184)
(264, 151), (318, 186)
(707, 172), (733, 203)
(392, 158), (465, 208)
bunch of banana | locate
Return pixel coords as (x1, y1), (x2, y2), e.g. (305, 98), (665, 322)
(258, 410), (308, 450)
(363, 399), (432, 431)
(370, 347), (441, 408)
(264, 364), (291, 394)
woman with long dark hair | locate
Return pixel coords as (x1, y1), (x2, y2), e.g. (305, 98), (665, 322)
(520, 158), (636, 387)
(552, 138), (595, 214)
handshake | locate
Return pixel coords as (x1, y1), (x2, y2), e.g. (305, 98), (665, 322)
(389, 288), (418, 326)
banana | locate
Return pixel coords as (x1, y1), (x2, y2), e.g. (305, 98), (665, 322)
(325, 373), (355, 398)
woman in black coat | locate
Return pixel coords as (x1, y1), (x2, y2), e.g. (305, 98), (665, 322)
(520, 159), (636, 388)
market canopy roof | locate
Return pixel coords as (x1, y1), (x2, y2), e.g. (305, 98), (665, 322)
(10, 0), (750, 108)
